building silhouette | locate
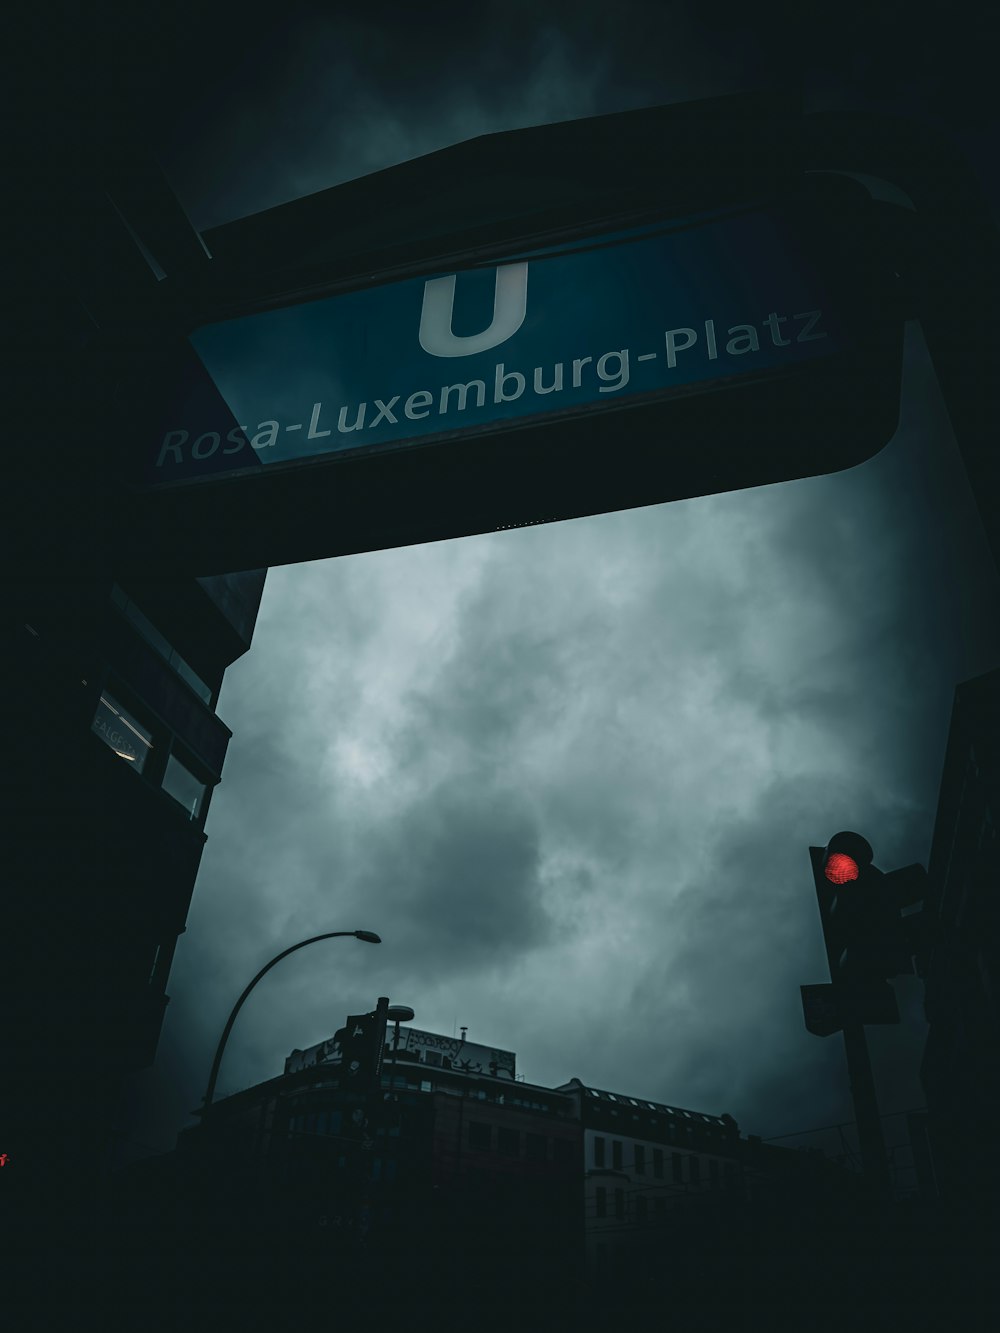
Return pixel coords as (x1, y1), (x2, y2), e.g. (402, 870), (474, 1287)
(107, 1014), (877, 1326)
(6, 99), (267, 1225)
(183, 1023), (581, 1267)
(6, 571), (265, 1205)
(921, 665), (1000, 1208)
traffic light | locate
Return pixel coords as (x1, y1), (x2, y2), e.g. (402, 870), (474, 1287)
(801, 834), (927, 1195)
(333, 1003), (388, 1089)
(811, 832), (925, 982)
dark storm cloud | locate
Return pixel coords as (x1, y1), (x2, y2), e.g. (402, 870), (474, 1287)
(350, 776), (551, 962)
(158, 1), (767, 229)
(147, 0), (1000, 232)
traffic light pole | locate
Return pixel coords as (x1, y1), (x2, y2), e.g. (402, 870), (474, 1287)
(841, 1022), (891, 1197)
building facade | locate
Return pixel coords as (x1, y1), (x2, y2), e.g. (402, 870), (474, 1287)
(555, 1079), (743, 1265)
(6, 567), (265, 1209)
(157, 1019), (582, 1312)
(6, 92), (268, 1229)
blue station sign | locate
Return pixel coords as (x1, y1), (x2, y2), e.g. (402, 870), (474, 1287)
(119, 164), (903, 574)
(142, 201), (870, 487)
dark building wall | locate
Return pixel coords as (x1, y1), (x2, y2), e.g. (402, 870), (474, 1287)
(161, 1056), (585, 1312)
(431, 1085), (581, 1192)
(4, 567), (264, 1221)
(5, 76), (269, 1243)
(196, 571), (269, 659)
(921, 667), (1000, 1206)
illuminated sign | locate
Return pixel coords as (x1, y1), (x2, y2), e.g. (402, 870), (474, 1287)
(91, 694), (153, 772)
(119, 173), (902, 575)
(142, 203), (858, 487)
(285, 1025), (515, 1079)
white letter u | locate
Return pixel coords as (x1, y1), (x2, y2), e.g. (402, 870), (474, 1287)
(418, 262), (528, 358)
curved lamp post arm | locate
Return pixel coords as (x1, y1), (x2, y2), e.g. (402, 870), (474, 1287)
(202, 930), (380, 1111)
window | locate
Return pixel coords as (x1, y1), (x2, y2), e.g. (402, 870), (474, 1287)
(594, 1136), (606, 1168)
(525, 1133), (546, 1162)
(636, 1196), (648, 1224)
(497, 1127), (519, 1156)
(595, 1187), (607, 1219)
(92, 692), (154, 774)
(424, 1050), (442, 1067)
(724, 1161), (737, 1190)
(614, 1189), (625, 1220)
(672, 1152), (682, 1183)
(654, 1196), (666, 1220)
(469, 1122), (491, 1151)
(612, 1140), (623, 1171)
(634, 1144), (645, 1175)
(709, 1158), (719, 1188)
(689, 1156), (701, 1185)
(653, 1148), (663, 1179)
(162, 749), (208, 820)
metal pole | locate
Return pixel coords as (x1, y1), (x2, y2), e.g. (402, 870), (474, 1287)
(841, 1022), (891, 1196)
(201, 931), (376, 1111)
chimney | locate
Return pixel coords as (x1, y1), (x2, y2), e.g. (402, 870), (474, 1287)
(459, 1026), (467, 1042)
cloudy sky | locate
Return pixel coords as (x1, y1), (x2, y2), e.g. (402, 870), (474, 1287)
(117, 2), (1000, 1162)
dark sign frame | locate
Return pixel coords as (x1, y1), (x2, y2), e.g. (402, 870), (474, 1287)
(82, 92), (993, 578)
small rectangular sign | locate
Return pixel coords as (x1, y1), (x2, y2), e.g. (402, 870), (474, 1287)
(139, 202), (852, 487)
(801, 981), (901, 1036)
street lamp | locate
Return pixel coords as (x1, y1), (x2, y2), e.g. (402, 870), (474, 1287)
(201, 929), (382, 1111)
(386, 1004), (415, 1074)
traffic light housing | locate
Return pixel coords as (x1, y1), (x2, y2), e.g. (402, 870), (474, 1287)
(811, 833), (926, 982)
(333, 1003), (388, 1090)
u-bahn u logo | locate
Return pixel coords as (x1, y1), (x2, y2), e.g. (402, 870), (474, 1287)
(418, 262), (528, 358)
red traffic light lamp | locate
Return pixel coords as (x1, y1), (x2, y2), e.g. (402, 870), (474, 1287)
(823, 831), (873, 885)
